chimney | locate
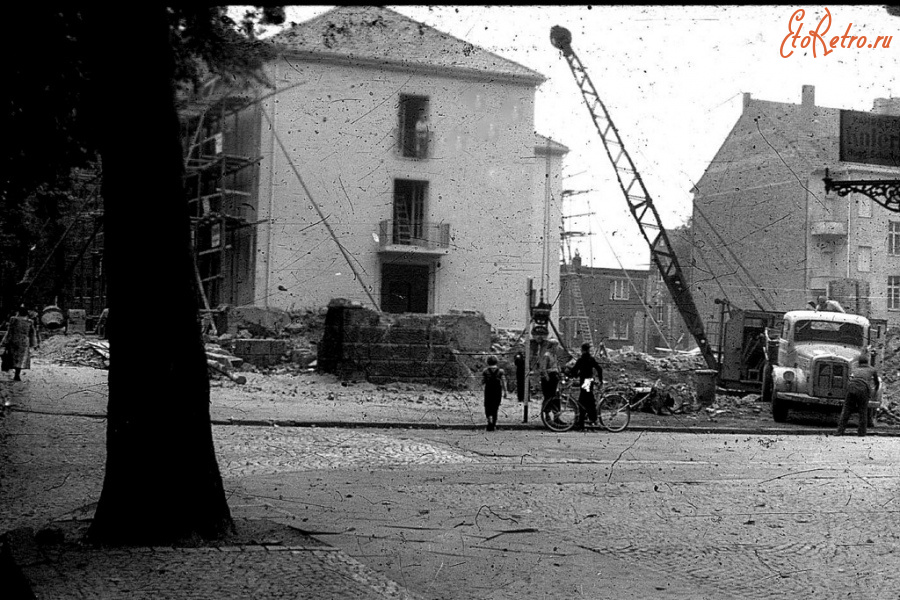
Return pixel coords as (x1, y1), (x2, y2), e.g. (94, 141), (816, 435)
(872, 97), (900, 116)
(801, 85), (815, 116)
(742, 92), (752, 111)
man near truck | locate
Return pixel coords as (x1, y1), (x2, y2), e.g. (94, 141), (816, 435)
(815, 295), (846, 313)
(837, 355), (880, 437)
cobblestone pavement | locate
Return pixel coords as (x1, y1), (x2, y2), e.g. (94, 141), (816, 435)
(220, 427), (900, 599)
(4, 362), (900, 599)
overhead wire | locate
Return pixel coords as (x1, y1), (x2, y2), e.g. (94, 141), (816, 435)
(594, 221), (674, 351)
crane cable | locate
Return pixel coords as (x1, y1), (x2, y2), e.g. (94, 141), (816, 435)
(595, 222), (674, 352)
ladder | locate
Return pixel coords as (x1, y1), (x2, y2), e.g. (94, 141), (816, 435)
(570, 276), (593, 347)
(394, 201), (412, 245)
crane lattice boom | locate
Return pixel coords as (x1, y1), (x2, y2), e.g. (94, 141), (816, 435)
(550, 25), (718, 371)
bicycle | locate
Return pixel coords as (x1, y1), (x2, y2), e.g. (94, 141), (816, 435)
(539, 376), (607, 432)
(540, 377), (663, 433)
(596, 379), (665, 432)
(540, 376), (582, 432)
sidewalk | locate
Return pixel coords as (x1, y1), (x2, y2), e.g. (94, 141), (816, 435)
(1, 362), (893, 599)
(1, 363), (433, 600)
(11, 361), (893, 436)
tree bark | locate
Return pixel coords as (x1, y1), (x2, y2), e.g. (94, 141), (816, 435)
(85, 7), (233, 545)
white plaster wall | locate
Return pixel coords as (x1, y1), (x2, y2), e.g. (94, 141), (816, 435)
(253, 57), (546, 329)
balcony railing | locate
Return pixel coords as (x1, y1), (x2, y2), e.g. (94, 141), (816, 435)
(810, 220), (848, 237)
(378, 219), (450, 253)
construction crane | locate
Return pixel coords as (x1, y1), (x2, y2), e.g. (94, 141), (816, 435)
(550, 25), (718, 371)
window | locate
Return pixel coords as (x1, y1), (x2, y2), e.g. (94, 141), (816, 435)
(889, 276), (900, 310)
(655, 304), (665, 324)
(858, 196), (872, 218)
(610, 279), (629, 300)
(857, 246), (872, 272)
(398, 95), (430, 159)
(609, 319), (630, 340)
(890, 222), (900, 255)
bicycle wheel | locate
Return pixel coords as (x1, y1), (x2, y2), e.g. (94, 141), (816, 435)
(598, 393), (630, 432)
(541, 393), (580, 432)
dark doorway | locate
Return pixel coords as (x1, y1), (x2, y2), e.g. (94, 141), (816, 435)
(382, 263), (429, 314)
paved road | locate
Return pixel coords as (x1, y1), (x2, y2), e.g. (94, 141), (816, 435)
(4, 363), (900, 599)
(220, 426), (900, 599)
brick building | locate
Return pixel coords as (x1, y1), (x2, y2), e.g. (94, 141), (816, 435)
(558, 253), (650, 352)
(691, 86), (900, 329)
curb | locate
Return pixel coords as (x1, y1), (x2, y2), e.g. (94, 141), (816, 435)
(11, 408), (896, 436)
(210, 419), (900, 436)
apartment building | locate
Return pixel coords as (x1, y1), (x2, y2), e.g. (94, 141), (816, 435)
(558, 253), (650, 351)
(227, 5), (567, 330)
(692, 85), (900, 328)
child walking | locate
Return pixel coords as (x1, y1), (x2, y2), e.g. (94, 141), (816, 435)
(481, 355), (507, 431)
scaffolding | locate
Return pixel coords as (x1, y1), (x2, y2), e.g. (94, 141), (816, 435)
(180, 82), (262, 311)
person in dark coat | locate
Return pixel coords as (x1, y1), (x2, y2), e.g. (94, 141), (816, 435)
(837, 355), (879, 437)
(481, 355), (507, 432)
(572, 342), (603, 428)
(514, 351), (525, 403)
(1, 305), (39, 381)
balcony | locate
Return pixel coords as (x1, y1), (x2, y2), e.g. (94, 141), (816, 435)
(378, 219), (450, 255)
(810, 220), (847, 238)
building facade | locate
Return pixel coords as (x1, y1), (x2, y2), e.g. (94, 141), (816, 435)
(216, 6), (567, 330)
(558, 254), (650, 352)
(692, 86), (900, 330)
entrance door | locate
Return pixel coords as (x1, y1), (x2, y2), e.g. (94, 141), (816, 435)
(381, 263), (429, 314)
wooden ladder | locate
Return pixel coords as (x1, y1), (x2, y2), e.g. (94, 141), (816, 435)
(394, 202), (412, 245)
(571, 276), (594, 347)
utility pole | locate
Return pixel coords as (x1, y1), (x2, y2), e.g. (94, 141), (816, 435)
(523, 278), (533, 423)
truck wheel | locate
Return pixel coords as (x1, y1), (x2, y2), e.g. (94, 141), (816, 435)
(772, 396), (788, 423)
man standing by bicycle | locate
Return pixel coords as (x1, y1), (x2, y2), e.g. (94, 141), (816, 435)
(539, 340), (561, 420)
(573, 342), (603, 428)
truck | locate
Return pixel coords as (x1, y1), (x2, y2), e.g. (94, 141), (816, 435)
(761, 310), (884, 424)
(549, 25), (888, 423)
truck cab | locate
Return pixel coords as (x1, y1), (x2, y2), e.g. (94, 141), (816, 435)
(762, 310), (881, 423)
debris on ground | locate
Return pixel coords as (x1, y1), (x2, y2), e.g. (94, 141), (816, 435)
(34, 334), (107, 370)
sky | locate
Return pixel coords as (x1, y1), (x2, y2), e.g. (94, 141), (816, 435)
(247, 5), (900, 270)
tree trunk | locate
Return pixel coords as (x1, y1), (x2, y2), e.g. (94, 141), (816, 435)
(85, 7), (233, 545)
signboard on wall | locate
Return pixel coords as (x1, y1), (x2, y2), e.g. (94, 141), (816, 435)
(839, 110), (900, 167)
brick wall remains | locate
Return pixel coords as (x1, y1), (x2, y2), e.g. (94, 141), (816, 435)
(317, 300), (491, 387)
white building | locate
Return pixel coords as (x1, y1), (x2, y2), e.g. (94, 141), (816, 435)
(242, 6), (566, 329)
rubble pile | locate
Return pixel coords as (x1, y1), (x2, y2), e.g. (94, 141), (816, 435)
(876, 327), (900, 424)
(34, 334), (107, 370)
(602, 349), (706, 414)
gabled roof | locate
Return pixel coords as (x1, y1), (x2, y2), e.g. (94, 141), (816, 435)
(269, 6), (545, 85)
(693, 97), (837, 196)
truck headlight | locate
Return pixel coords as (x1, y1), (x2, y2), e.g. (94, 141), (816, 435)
(783, 371), (795, 382)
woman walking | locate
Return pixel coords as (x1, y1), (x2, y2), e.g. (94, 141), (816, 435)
(2, 305), (39, 381)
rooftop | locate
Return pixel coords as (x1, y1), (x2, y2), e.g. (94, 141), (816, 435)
(269, 6), (546, 85)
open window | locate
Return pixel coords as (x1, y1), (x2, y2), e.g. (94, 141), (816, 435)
(398, 95), (430, 159)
